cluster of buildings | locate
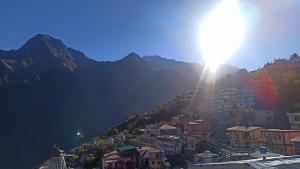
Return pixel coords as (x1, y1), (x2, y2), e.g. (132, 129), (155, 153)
(226, 125), (300, 156)
(102, 145), (164, 169)
(214, 87), (277, 127)
(37, 82), (300, 169)
(193, 111), (300, 168)
(101, 119), (214, 169)
(187, 85), (275, 129)
(101, 114), (300, 169)
(141, 120), (212, 155)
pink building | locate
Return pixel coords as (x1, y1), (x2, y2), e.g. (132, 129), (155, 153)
(102, 145), (138, 169)
(184, 120), (213, 135)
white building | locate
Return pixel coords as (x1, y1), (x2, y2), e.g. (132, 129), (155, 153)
(287, 113), (300, 129)
(252, 109), (274, 126)
(48, 145), (67, 169)
(145, 124), (160, 136)
(157, 135), (182, 155)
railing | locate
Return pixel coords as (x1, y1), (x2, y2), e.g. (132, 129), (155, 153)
(207, 138), (256, 153)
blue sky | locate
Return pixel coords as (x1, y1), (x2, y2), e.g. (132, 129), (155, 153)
(1, 0), (300, 70)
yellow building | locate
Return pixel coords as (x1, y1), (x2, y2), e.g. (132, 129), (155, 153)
(138, 146), (164, 169)
(227, 126), (263, 148)
(262, 129), (300, 155)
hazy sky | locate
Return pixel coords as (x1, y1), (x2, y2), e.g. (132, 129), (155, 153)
(1, 0), (300, 70)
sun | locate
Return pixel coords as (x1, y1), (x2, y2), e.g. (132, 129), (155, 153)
(199, 0), (246, 71)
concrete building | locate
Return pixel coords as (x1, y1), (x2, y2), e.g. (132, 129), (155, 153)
(193, 151), (219, 164)
(102, 145), (139, 169)
(287, 112), (300, 129)
(252, 109), (274, 126)
(159, 124), (180, 136)
(157, 135), (182, 155)
(138, 134), (158, 148)
(219, 148), (252, 161)
(184, 120), (213, 135)
(181, 134), (206, 156)
(291, 137), (300, 155)
(145, 124), (160, 136)
(262, 129), (300, 155)
(138, 146), (164, 169)
(145, 123), (180, 136)
(215, 88), (239, 124)
(227, 126), (263, 148)
(238, 109), (274, 127)
(235, 87), (255, 109)
(125, 134), (139, 146)
(213, 86), (258, 126)
(227, 126), (300, 155)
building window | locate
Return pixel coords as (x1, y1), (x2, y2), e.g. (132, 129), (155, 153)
(294, 116), (300, 121)
(152, 161), (155, 165)
(278, 134), (282, 140)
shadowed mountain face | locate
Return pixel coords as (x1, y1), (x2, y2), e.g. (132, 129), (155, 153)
(143, 55), (239, 82)
(0, 34), (238, 168)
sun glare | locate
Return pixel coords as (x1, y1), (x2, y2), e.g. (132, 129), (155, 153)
(199, 0), (246, 71)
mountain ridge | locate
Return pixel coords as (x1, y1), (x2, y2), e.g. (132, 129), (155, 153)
(0, 34), (207, 169)
(0, 34), (242, 169)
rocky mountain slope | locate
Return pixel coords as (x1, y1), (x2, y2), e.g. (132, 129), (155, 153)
(0, 34), (238, 168)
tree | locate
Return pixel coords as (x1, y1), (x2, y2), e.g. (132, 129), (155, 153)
(106, 127), (119, 136)
(83, 156), (96, 169)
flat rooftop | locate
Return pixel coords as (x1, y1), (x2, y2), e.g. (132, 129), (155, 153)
(263, 129), (300, 132)
(160, 124), (177, 130)
(191, 155), (300, 169)
(227, 126), (261, 132)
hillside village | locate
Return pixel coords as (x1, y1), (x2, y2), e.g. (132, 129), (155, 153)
(37, 55), (300, 169)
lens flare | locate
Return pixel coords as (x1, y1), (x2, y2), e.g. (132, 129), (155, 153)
(199, 0), (246, 70)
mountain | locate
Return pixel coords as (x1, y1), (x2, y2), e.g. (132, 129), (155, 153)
(218, 54), (300, 127)
(0, 34), (240, 168)
(0, 34), (198, 169)
(255, 54), (300, 125)
(143, 55), (239, 82)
